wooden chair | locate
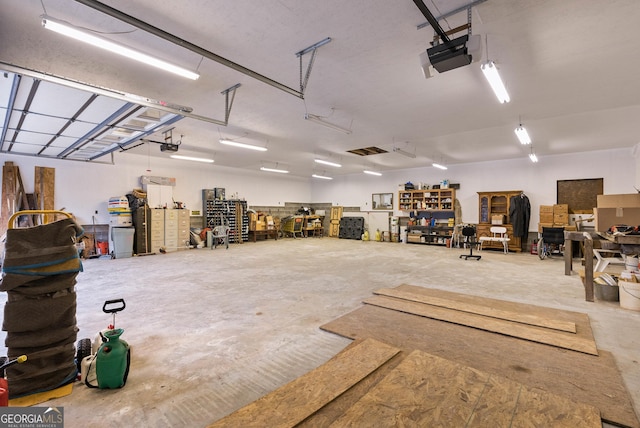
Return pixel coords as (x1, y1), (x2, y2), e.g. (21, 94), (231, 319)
(479, 226), (510, 254)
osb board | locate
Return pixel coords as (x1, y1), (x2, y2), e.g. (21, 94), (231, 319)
(329, 350), (600, 428)
(364, 295), (598, 355)
(207, 338), (400, 428)
(320, 305), (639, 428)
(374, 287), (577, 333)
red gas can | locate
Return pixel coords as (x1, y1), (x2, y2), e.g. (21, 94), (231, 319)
(0, 378), (8, 406)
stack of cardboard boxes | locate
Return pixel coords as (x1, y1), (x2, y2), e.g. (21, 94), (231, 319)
(538, 204), (572, 232)
(249, 212), (275, 231)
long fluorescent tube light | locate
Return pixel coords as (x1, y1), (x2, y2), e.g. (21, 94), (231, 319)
(363, 170), (382, 176)
(481, 60), (509, 103)
(432, 163), (448, 170)
(314, 159), (342, 168)
(220, 139), (267, 151)
(393, 147), (416, 158)
(305, 113), (352, 135)
(41, 15), (200, 80)
(260, 167), (289, 174)
(515, 125), (531, 145)
(312, 174), (333, 180)
(170, 155), (214, 163)
(529, 152), (538, 163)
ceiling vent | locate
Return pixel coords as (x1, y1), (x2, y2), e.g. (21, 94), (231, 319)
(346, 147), (388, 156)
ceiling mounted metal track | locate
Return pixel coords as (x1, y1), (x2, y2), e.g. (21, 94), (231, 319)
(74, 0), (325, 100)
(0, 61), (236, 126)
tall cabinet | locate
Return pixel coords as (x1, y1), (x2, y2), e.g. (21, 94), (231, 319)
(477, 191), (522, 252)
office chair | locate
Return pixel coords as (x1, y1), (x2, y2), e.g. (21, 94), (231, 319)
(460, 226), (481, 260)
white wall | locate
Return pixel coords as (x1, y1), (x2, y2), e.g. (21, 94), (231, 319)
(3, 152), (310, 226)
(3, 147), (636, 231)
(311, 148), (637, 231)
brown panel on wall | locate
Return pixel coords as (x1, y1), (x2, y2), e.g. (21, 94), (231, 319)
(557, 178), (603, 214)
(34, 166), (55, 224)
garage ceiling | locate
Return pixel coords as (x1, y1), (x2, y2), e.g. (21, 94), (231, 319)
(1, 0), (639, 176)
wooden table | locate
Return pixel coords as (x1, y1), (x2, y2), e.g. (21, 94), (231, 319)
(564, 231), (594, 301)
(248, 229), (278, 242)
(566, 232), (640, 301)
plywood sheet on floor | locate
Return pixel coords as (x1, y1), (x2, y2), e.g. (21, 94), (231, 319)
(329, 350), (601, 428)
(365, 295), (598, 355)
(207, 338), (400, 428)
(320, 304), (639, 428)
(397, 284), (594, 336)
(374, 286), (577, 332)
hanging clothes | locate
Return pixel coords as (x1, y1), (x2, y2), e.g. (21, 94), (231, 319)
(509, 193), (531, 238)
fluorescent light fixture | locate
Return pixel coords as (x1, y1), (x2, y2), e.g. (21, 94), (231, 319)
(393, 147), (416, 158)
(481, 60), (509, 103)
(314, 159), (342, 168)
(363, 170), (382, 176)
(529, 148), (538, 163)
(41, 15), (200, 80)
(515, 125), (531, 145)
(305, 113), (352, 135)
(219, 139), (267, 151)
(260, 166), (289, 174)
(432, 163), (448, 170)
(312, 174), (333, 180)
(170, 155), (214, 163)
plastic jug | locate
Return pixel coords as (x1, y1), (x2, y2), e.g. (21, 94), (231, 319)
(96, 328), (130, 389)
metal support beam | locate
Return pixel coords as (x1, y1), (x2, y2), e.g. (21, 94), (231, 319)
(74, 0), (305, 99)
(0, 73), (20, 151)
(221, 84), (241, 124)
(412, 0), (450, 43)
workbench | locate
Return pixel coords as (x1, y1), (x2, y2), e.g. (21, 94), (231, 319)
(566, 232), (640, 302)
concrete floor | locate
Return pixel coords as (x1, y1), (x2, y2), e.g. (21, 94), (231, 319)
(1, 237), (639, 427)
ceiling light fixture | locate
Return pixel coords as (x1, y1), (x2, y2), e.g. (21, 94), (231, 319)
(515, 124), (531, 145)
(393, 147), (416, 158)
(481, 60), (509, 103)
(260, 166), (289, 174)
(314, 159), (342, 168)
(363, 170), (382, 176)
(432, 163), (448, 170)
(529, 147), (538, 163)
(305, 113), (352, 135)
(41, 15), (200, 80)
(170, 155), (214, 163)
(219, 139), (267, 151)
(312, 174), (333, 180)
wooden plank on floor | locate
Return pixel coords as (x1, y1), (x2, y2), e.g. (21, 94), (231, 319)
(374, 287), (577, 333)
(364, 295), (598, 355)
(320, 305), (639, 428)
(329, 350), (601, 427)
(207, 338), (400, 428)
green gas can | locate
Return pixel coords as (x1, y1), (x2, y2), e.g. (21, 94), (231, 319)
(95, 328), (130, 389)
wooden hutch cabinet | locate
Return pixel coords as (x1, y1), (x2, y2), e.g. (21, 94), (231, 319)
(477, 191), (523, 252)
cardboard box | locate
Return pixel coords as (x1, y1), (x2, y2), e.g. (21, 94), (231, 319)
(553, 213), (569, 224)
(249, 212), (258, 222)
(553, 204), (569, 215)
(254, 221), (266, 231)
(540, 213), (554, 223)
(491, 214), (505, 225)
(539, 205), (554, 214)
(597, 193), (640, 208)
(594, 207), (640, 232)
